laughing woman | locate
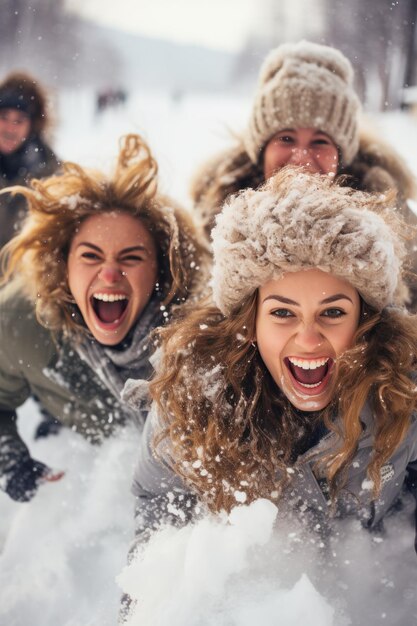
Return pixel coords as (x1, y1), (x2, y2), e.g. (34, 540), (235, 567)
(127, 168), (417, 547)
(0, 134), (207, 503)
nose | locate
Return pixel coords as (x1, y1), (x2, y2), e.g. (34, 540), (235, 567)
(98, 264), (123, 284)
(289, 147), (312, 166)
(294, 323), (324, 351)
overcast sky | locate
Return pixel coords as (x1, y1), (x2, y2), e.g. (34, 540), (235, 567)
(65, 0), (258, 51)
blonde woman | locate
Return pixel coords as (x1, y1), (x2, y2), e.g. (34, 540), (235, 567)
(0, 134), (207, 502)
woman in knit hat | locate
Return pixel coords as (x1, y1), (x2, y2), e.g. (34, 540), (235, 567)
(192, 41), (417, 308)
(0, 133), (207, 504)
(0, 71), (60, 251)
(124, 168), (417, 554)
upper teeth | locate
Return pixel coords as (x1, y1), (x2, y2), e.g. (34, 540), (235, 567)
(288, 357), (329, 370)
(93, 293), (128, 302)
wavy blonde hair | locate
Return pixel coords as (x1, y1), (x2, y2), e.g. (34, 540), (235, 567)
(0, 134), (208, 335)
(150, 295), (417, 513)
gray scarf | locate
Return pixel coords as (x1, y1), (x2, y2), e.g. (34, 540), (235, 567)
(74, 296), (164, 405)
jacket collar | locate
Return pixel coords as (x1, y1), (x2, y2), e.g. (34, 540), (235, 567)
(296, 399), (375, 464)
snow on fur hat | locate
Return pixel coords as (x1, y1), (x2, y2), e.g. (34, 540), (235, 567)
(211, 168), (407, 314)
(243, 41), (361, 166)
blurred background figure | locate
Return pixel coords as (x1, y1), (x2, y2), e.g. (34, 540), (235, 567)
(96, 87), (128, 115)
(0, 71), (60, 251)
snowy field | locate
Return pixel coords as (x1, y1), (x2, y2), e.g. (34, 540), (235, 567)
(1, 91), (417, 626)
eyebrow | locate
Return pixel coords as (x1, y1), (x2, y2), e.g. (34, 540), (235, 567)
(263, 293), (353, 305)
(76, 242), (149, 254)
(121, 245), (149, 254)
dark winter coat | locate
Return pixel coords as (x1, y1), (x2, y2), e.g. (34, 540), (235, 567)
(191, 129), (417, 310)
(0, 279), (156, 500)
(128, 395), (417, 543)
(0, 134), (59, 249)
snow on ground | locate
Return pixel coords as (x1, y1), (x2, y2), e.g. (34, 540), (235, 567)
(54, 89), (252, 209)
(118, 496), (417, 626)
(0, 400), (138, 626)
(118, 500), (337, 626)
(1, 91), (417, 626)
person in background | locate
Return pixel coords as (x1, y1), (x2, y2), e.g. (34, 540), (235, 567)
(0, 71), (60, 251)
(191, 40), (417, 309)
(0, 133), (207, 504)
(125, 169), (417, 556)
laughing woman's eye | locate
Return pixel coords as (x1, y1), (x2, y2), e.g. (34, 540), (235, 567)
(121, 254), (145, 264)
(312, 138), (331, 146)
(322, 308), (346, 318)
(277, 135), (294, 144)
(271, 308), (294, 318)
(81, 252), (101, 261)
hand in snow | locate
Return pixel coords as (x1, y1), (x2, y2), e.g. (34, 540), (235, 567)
(4, 456), (63, 502)
(42, 469), (65, 483)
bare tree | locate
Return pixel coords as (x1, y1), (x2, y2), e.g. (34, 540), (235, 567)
(324, 0), (417, 110)
(232, 0), (417, 110)
(0, 0), (122, 88)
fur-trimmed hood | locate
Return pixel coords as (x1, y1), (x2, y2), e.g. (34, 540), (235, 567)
(347, 129), (417, 199)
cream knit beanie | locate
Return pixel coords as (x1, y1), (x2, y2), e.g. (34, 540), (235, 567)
(211, 168), (407, 315)
(244, 41), (361, 166)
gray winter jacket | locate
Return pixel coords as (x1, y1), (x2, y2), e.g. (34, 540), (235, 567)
(131, 399), (417, 540)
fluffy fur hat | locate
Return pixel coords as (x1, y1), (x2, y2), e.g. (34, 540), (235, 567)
(243, 41), (361, 166)
(211, 168), (407, 314)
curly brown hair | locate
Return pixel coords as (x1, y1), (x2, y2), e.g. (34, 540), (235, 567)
(0, 134), (208, 335)
(150, 295), (417, 513)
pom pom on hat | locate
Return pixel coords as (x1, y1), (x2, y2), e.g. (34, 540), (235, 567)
(243, 41), (361, 166)
(211, 167), (407, 315)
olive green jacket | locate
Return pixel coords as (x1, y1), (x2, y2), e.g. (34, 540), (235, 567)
(0, 280), (139, 460)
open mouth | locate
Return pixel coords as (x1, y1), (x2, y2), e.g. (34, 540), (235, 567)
(284, 356), (334, 394)
(91, 293), (129, 325)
